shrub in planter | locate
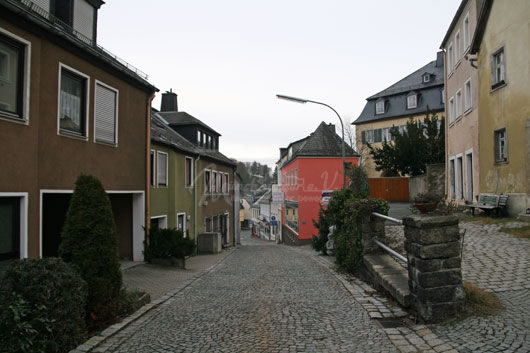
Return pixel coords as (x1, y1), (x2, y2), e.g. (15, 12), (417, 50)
(144, 226), (196, 264)
(0, 258), (87, 353)
(58, 174), (122, 329)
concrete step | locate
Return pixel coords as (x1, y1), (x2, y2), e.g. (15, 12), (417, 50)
(364, 254), (412, 308)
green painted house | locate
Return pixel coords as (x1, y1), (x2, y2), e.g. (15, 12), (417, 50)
(150, 91), (238, 244)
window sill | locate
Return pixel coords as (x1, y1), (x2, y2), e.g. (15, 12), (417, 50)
(495, 159), (508, 165)
(490, 81), (507, 93)
(156, 185), (168, 188)
(447, 70), (454, 79)
(463, 107), (473, 116)
(95, 140), (118, 148)
(455, 59), (462, 70)
(58, 130), (88, 141)
(0, 113), (28, 125)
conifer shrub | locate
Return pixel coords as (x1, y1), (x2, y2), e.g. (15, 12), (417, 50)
(0, 258), (87, 353)
(59, 174), (122, 329)
(144, 226), (196, 261)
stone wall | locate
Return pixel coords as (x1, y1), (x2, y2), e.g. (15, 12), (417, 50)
(403, 215), (464, 321)
(409, 163), (446, 201)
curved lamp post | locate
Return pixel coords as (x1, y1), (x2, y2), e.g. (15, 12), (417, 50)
(276, 94), (347, 189)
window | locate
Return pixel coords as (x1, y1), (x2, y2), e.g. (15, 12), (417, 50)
(219, 172), (223, 193)
(213, 171), (218, 193)
(407, 94), (417, 109)
(53, 0), (74, 26)
(491, 48), (505, 89)
(59, 65), (88, 137)
(456, 156), (463, 200)
(375, 100), (385, 115)
(150, 215), (167, 229)
(213, 215), (219, 232)
(441, 89), (445, 104)
(456, 89), (462, 118)
(205, 217), (212, 232)
(94, 81), (118, 144)
(205, 170), (211, 194)
(0, 33), (26, 120)
(449, 158), (455, 200)
(373, 128), (382, 143)
(463, 13), (470, 50)
(224, 173), (229, 194)
(156, 151), (168, 187)
(362, 129), (374, 144)
(0, 197), (20, 260)
(448, 43), (454, 73)
(382, 127), (392, 142)
(494, 128), (507, 163)
(185, 157), (193, 187)
(177, 213), (186, 235)
(295, 169), (297, 185)
(288, 147), (293, 159)
(449, 96), (455, 123)
(285, 201), (299, 233)
(423, 74), (430, 83)
(455, 31), (461, 64)
(464, 78), (472, 112)
(150, 150), (156, 186)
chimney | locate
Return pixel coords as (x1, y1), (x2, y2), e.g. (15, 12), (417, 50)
(161, 89), (178, 112)
(436, 51), (444, 67)
(328, 123), (336, 132)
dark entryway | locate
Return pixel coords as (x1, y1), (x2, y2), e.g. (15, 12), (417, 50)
(0, 197), (20, 260)
(109, 194), (133, 260)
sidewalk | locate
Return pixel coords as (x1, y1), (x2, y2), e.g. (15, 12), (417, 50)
(121, 249), (234, 301)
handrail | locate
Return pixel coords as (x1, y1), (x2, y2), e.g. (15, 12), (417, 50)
(371, 212), (403, 225)
(373, 239), (408, 263)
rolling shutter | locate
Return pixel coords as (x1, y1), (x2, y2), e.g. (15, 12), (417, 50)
(95, 83), (117, 144)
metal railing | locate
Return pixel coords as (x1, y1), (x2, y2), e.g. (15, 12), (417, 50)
(8, 0), (150, 81)
(371, 212), (407, 263)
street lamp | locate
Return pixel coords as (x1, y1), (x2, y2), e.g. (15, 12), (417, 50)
(276, 94), (347, 189)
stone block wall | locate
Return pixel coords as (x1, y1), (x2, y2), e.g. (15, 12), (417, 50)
(360, 215), (386, 254)
(403, 215), (464, 321)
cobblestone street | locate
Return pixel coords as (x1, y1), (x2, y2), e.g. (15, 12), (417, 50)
(100, 231), (398, 353)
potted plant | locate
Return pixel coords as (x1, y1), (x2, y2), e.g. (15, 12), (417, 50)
(144, 227), (196, 269)
(412, 192), (441, 213)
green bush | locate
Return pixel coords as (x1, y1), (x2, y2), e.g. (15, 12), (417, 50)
(59, 174), (122, 330)
(0, 258), (87, 353)
(144, 226), (196, 261)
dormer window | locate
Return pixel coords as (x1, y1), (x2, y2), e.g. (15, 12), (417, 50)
(288, 147), (293, 159)
(375, 99), (385, 115)
(407, 92), (417, 109)
(423, 73), (430, 83)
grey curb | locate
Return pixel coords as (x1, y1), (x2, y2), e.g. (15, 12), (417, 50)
(69, 249), (236, 353)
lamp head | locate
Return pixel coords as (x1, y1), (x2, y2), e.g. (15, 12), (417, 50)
(276, 94), (307, 104)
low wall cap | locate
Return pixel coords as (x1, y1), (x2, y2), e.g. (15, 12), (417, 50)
(403, 214), (459, 229)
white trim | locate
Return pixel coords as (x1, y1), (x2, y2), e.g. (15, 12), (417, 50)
(454, 30), (461, 66)
(93, 79), (119, 146)
(39, 189), (145, 261)
(185, 156), (194, 188)
(449, 156), (456, 200)
(465, 148), (474, 201)
(447, 42), (454, 74)
(0, 192), (28, 259)
(455, 89), (463, 119)
(464, 77), (472, 112)
(177, 212), (186, 236)
(455, 153), (464, 200)
(0, 27), (31, 124)
(150, 214), (167, 229)
(57, 62), (90, 140)
(463, 12), (471, 51)
(156, 150), (168, 187)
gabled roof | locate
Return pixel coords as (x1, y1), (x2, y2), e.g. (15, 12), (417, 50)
(157, 111), (221, 137)
(280, 122), (358, 166)
(353, 53), (445, 125)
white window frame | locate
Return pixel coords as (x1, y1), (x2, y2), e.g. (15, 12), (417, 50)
(224, 173), (229, 194)
(465, 148), (474, 202)
(449, 96), (455, 123)
(185, 156), (194, 188)
(463, 13), (470, 51)
(93, 79), (119, 146)
(464, 78), (472, 112)
(407, 94), (417, 109)
(454, 30), (461, 66)
(177, 212), (186, 236)
(423, 74), (430, 83)
(456, 89), (462, 119)
(57, 62), (90, 140)
(150, 150), (156, 187)
(0, 27), (31, 124)
(491, 48), (506, 89)
(150, 215), (167, 229)
(295, 169), (298, 185)
(455, 153), (464, 200)
(449, 157), (456, 200)
(205, 169), (212, 194)
(375, 100), (385, 115)
(494, 128), (508, 163)
(448, 42), (454, 73)
(156, 151), (168, 187)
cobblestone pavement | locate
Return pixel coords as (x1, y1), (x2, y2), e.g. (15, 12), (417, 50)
(121, 251), (232, 300)
(99, 231), (399, 353)
(384, 219), (530, 353)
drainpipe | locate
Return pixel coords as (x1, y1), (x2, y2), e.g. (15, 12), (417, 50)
(194, 155), (201, 254)
(145, 92), (155, 246)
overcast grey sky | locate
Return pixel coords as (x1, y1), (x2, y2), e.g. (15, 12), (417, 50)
(98, 0), (460, 167)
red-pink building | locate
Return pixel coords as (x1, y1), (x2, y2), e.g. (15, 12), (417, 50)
(279, 122), (359, 245)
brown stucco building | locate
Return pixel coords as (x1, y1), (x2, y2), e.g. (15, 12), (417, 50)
(0, 0), (157, 263)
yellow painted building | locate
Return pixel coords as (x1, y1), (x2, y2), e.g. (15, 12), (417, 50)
(470, 0), (530, 216)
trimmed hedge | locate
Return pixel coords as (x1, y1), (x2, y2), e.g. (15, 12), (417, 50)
(144, 226), (195, 261)
(0, 258), (87, 353)
(59, 174), (122, 329)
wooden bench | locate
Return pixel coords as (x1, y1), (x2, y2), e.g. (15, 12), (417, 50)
(465, 194), (509, 217)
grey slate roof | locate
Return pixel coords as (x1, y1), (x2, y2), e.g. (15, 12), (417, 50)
(157, 111), (221, 136)
(353, 53), (445, 125)
(281, 122), (358, 165)
(151, 110), (236, 167)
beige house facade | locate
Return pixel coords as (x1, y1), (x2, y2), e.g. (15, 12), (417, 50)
(442, 0), (481, 204)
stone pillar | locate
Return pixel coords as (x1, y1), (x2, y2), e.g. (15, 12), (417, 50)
(403, 215), (464, 321)
(360, 215), (386, 254)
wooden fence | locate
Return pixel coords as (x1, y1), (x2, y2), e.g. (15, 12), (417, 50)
(368, 177), (409, 202)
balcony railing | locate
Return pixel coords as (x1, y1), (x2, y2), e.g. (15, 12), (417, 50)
(7, 0), (149, 81)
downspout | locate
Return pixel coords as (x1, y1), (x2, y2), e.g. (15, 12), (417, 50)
(145, 92), (155, 246)
(194, 155), (201, 254)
